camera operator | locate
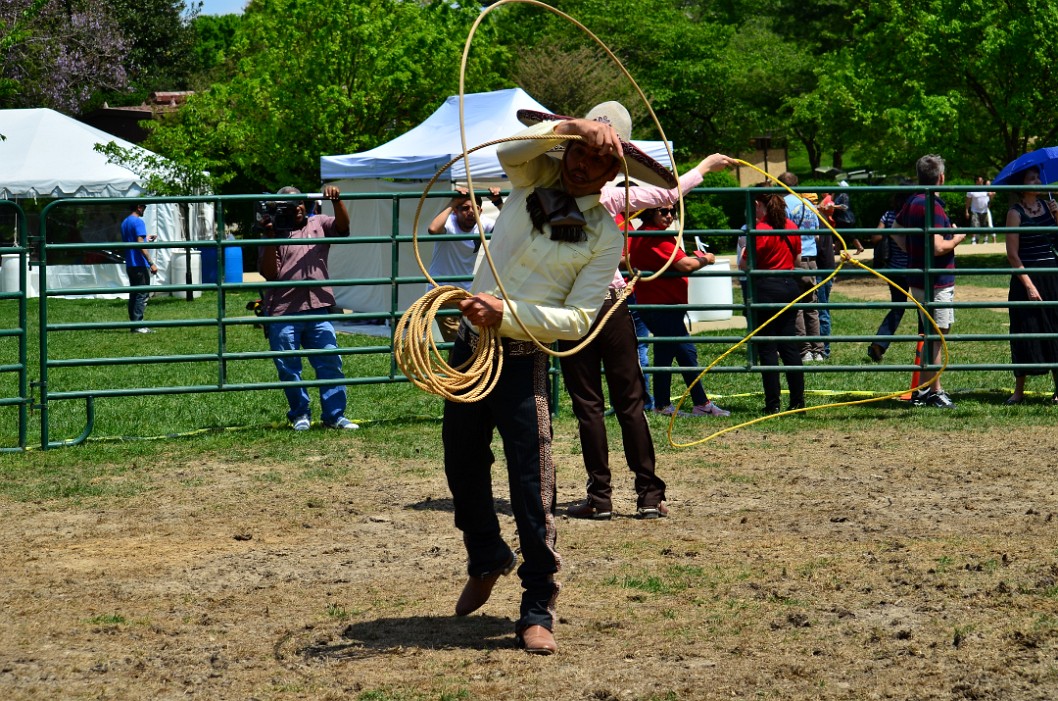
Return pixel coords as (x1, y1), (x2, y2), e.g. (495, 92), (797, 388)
(258, 185), (358, 431)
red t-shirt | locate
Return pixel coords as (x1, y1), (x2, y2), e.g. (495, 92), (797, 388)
(747, 219), (800, 270)
(628, 223), (690, 305)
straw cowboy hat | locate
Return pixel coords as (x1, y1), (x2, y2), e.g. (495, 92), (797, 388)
(516, 101), (678, 189)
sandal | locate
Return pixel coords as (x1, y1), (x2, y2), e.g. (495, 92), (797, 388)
(1005, 395), (1024, 406)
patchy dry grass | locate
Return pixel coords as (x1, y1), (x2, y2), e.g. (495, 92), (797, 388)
(2, 423), (1057, 700)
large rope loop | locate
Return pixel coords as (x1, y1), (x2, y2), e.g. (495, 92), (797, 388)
(395, 0), (677, 402)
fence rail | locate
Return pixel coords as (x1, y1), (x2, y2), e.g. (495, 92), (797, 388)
(1, 185), (1055, 449)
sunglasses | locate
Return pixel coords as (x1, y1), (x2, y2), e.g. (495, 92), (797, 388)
(656, 208), (677, 217)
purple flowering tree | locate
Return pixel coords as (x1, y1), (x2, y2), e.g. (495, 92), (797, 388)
(1, 0), (128, 113)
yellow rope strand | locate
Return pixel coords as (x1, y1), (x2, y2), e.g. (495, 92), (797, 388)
(395, 0), (683, 401)
(663, 160), (950, 448)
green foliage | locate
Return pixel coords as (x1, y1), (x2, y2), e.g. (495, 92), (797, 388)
(146, 0), (511, 191)
(829, 0), (1058, 177)
(93, 141), (228, 195)
(684, 168), (742, 252)
(105, 0), (200, 100)
(187, 12), (242, 89)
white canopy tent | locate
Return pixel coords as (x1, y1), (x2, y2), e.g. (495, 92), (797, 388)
(319, 88), (673, 315)
(0, 108), (214, 298)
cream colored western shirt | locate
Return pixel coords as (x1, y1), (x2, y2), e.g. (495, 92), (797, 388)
(470, 121), (623, 343)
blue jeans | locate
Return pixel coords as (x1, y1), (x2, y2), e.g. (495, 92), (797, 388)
(627, 293), (653, 409)
(443, 335), (559, 633)
(639, 309), (708, 409)
(126, 266), (150, 322)
(267, 309), (347, 423)
(815, 276), (833, 357)
(873, 276), (908, 352)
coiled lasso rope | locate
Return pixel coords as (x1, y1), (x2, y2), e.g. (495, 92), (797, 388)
(396, 0), (691, 401)
(661, 160), (950, 448)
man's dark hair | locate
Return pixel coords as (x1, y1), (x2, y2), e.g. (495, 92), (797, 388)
(778, 171), (798, 187)
(130, 202), (144, 212)
(916, 154), (945, 185)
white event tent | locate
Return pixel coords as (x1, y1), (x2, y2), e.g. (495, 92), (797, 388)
(0, 108), (214, 298)
(319, 88), (673, 315)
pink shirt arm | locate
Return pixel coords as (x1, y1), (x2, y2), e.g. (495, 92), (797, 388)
(599, 169), (704, 216)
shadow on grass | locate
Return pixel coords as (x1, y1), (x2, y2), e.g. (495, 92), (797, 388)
(278, 614), (518, 664)
(408, 495), (514, 516)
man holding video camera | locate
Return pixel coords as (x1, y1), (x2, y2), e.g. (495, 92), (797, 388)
(258, 185), (358, 431)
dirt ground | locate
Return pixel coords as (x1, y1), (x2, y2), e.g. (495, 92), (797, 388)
(2, 421), (1057, 701)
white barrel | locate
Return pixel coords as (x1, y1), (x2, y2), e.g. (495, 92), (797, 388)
(686, 257), (733, 322)
(0, 254), (39, 298)
(167, 249), (202, 298)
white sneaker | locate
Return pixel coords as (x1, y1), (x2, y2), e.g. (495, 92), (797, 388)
(813, 352), (827, 361)
(292, 415), (311, 431)
(692, 401), (731, 417)
(801, 352), (814, 362)
(325, 416), (359, 430)
(654, 405), (691, 418)
(131, 327), (153, 334)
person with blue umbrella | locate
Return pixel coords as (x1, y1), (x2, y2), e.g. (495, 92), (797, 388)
(999, 164), (1058, 405)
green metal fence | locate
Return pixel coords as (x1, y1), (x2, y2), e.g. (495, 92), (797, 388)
(0, 200), (29, 451)
(1, 184), (1055, 450)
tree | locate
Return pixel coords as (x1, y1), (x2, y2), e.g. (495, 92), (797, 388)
(0, 0), (128, 113)
(146, 0), (510, 192)
(494, 0), (741, 160)
(825, 0), (1058, 177)
(94, 141), (229, 196)
(88, 0), (201, 109)
(187, 12), (242, 89)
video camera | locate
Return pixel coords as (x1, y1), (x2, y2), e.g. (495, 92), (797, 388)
(253, 199), (300, 234)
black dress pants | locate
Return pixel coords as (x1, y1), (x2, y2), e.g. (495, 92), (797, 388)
(558, 295), (665, 510)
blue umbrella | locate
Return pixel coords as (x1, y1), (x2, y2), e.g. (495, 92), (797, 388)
(993, 146), (1058, 185)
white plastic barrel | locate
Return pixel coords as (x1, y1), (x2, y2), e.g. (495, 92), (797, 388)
(686, 257), (733, 322)
(0, 254), (40, 298)
(167, 249), (202, 298)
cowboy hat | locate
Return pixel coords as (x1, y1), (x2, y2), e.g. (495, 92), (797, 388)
(516, 102), (678, 189)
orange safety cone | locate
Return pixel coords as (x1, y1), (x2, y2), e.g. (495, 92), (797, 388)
(900, 336), (925, 400)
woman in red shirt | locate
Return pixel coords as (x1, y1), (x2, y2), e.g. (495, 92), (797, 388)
(740, 190), (806, 414)
(628, 207), (729, 417)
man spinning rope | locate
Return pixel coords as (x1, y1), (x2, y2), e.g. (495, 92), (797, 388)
(444, 101), (676, 655)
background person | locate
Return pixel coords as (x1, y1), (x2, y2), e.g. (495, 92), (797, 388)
(813, 193), (839, 359)
(1002, 166), (1058, 404)
(426, 186), (503, 342)
(892, 154), (964, 409)
(965, 175), (992, 244)
(628, 206), (730, 418)
(560, 153), (738, 521)
(740, 188), (805, 414)
(866, 192), (911, 362)
(121, 202), (158, 334)
(777, 172), (824, 362)
(258, 185), (357, 431)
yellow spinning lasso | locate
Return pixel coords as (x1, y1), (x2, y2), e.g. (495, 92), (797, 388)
(662, 161), (950, 448)
(396, 0), (689, 401)
(394, 0), (948, 443)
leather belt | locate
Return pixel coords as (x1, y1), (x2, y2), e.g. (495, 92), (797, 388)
(457, 321), (541, 357)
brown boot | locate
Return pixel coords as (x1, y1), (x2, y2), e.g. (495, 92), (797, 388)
(517, 624), (557, 655)
(454, 552), (516, 616)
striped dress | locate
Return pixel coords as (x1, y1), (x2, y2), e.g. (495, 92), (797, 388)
(1007, 202), (1058, 377)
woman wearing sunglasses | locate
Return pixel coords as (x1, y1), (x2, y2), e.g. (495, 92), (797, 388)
(628, 207), (730, 417)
